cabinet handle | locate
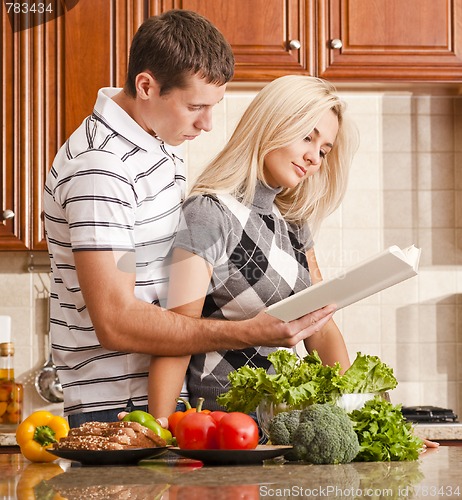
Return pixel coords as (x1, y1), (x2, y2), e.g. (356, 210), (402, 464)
(289, 39), (301, 50)
(2, 209), (14, 221)
(330, 39), (343, 49)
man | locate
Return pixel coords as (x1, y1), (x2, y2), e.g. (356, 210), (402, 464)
(44, 10), (336, 427)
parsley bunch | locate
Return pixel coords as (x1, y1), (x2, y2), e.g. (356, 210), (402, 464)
(349, 398), (424, 461)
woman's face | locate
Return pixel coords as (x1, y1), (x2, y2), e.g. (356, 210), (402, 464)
(263, 109), (339, 189)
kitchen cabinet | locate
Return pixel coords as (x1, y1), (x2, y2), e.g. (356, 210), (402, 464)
(318, 0), (462, 81)
(162, 0), (316, 80)
(0, 0), (137, 250)
(2, 1), (461, 250)
(165, 0), (462, 82)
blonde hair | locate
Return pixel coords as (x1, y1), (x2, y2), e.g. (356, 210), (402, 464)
(190, 75), (359, 235)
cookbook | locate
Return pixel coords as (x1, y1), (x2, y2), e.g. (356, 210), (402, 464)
(266, 244), (421, 322)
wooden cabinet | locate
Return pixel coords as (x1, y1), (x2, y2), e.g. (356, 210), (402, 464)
(0, 0), (137, 250)
(318, 0), (462, 81)
(163, 0), (317, 80)
(1, 0), (461, 250)
(159, 0), (462, 82)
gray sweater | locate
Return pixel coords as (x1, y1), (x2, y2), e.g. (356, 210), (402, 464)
(173, 182), (313, 410)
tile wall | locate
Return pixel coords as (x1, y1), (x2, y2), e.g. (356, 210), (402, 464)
(185, 86), (462, 417)
(0, 86), (461, 419)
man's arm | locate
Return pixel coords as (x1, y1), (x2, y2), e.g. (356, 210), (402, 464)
(74, 249), (336, 356)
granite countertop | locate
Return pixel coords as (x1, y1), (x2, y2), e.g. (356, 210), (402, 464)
(1, 446), (462, 499)
(412, 422), (462, 441)
(0, 432), (17, 446)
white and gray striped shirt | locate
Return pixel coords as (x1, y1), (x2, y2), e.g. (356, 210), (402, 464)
(44, 88), (185, 416)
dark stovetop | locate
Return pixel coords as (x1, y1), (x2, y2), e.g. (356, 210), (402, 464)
(401, 405), (459, 423)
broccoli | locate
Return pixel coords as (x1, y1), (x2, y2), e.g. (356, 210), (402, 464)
(268, 410), (302, 445)
(291, 403), (359, 464)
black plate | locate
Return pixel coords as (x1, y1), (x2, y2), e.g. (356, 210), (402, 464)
(169, 445), (292, 465)
(48, 446), (170, 466)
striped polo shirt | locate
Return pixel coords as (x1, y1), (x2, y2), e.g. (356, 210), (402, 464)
(44, 88), (185, 416)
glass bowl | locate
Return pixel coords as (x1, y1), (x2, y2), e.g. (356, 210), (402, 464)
(256, 392), (390, 438)
(336, 391), (390, 412)
(256, 398), (295, 439)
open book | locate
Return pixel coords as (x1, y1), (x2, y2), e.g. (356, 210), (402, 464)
(266, 245), (421, 322)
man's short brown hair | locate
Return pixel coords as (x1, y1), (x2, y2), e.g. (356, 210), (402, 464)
(126, 9), (235, 96)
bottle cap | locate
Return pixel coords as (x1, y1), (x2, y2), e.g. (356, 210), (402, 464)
(0, 342), (14, 356)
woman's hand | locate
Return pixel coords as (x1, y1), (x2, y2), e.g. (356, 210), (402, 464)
(422, 438), (439, 449)
(156, 416), (169, 429)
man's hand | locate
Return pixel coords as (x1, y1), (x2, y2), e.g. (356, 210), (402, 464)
(242, 304), (336, 349)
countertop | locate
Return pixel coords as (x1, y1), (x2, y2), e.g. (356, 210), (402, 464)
(0, 432), (17, 446)
(1, 446), (461, 499)
(413, 422), (462, 441)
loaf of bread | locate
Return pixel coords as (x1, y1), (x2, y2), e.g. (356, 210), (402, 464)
(55, 420), (167, 451)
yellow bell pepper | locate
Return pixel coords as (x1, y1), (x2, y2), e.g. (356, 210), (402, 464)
(15, 411), (69, 462)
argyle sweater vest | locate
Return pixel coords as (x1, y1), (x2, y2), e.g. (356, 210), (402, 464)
(173, 182), (313, 410)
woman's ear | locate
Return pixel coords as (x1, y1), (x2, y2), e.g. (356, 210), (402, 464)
(134, 72), (159, 100)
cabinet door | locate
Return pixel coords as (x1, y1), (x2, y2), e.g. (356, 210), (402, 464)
(0, 0), (139, 250)
(1, 5), (28, 249)
(161, 0), (315, 80)
(318, 0), (462, 81)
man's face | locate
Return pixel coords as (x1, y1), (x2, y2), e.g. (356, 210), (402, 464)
(140, 73), (226, 146)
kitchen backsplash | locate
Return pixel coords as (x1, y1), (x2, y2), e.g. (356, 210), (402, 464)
(0, 85), (461, 420)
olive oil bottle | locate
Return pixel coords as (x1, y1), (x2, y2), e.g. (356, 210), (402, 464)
(0, 342), (23, 431)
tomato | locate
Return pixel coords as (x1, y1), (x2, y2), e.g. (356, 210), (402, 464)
(216, 412), (259, 450)
(210, 411), (227, 424)
(175, 411), (218, 449)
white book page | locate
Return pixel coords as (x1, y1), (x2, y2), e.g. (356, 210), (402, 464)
(266, 245), (421, 323)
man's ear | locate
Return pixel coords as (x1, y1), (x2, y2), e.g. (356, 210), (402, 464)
(134, 72), (159, 100)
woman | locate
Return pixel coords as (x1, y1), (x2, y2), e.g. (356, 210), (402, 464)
(149, 75), (359, 419)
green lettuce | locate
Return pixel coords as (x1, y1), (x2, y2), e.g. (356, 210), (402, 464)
(340, 353), (398, 394)
(216, 350), (397, 413)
